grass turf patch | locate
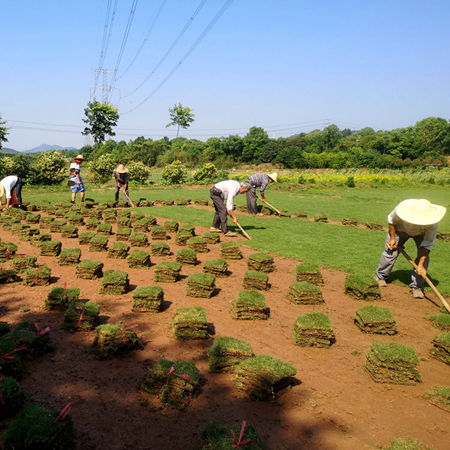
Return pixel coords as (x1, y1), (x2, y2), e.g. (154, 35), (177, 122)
(99, 270), (129, 294)
(294, 312), (335, 347)
(132, 286), (164, 312)
(0, 376), (25, 419)
(64, 301), (100, 332)
(58, 248), (82, 266)
(76, 259), (104, 279)
(200, 421), (263, 449)
(187, 237), (209, 253)
(187, 273), (216, 298)
(247, 252), (275, 273)
(154, 261), (181, 282)
(203, 258), (229, 277)
(423, 385), (450, 412)
(429, 332), (450, 366)
(22, 265), (51, 286)
(206, 337), (253, 373)
(295, 262), (323, 286)
(230, 290), (269, 320)
(220, 242), (243, 260)
(426, 313), (450, 331)
(174, 231), (192, 246)
(108, 241), (130, 259)
(176, 248), (198, 265)
(242, 271), (269, 290)
(91, 323), (141, 359)
(354, 305), (397, 335)
(384, 438), (434, 450)
(287, 281), (323, 305)
(79, 231), (95, 245)
(39, 240), (62, 256)
(88, 235), (109, 252)
(173, 306), (208, 340)
(345, 273), (382, 301)
(150, 242), (170, 256)
(46, 287), (80, 310)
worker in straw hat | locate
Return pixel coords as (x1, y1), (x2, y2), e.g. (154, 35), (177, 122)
(374, 199), (447, 298)
(244, 172), (278, 214)
(69, 154), (86, 204)
(113, 164), (130, 203)
(0, 174), (23, 209)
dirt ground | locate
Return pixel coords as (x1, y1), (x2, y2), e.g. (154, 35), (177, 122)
(0, 211), (449, 450)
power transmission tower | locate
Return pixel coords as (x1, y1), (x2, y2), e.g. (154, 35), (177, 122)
(92, 68), (117, 103)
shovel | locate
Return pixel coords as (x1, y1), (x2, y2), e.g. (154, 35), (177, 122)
(399, 246), (450, 313)
(236, 222), (251, 240)
(263, 200), (289, 217)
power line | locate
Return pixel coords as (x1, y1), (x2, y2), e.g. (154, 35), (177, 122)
(123, 0), (234, 114)
(118, 0), (167, 81)
(95, 0), (112, 86)
(122, 0), (208, 99)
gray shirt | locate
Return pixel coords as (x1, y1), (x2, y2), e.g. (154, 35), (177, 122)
(246, 173), (269, 194)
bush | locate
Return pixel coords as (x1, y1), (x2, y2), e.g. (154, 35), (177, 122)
(161, 160), (187, 185)
(28, 151), (66, 185)
(127, 161), (151, 183)
(89, 153), (116, 183)
(192, 162), (218, 182)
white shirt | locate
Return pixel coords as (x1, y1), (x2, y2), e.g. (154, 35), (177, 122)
(70, 161), (81, 174)
(388, 201), (439, 250)
(214, 180), (241, 211)
(0, 176), (18, 199)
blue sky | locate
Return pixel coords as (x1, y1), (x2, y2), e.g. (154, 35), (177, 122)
(1, 0), (449, 150)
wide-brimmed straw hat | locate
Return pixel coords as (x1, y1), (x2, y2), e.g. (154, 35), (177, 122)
(396, 199), (446, 226)
(115, 164), (129, 174)
(74, 154), (85, 161)
(267, 172), (278, 182)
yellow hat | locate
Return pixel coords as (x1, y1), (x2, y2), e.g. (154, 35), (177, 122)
(74, 154), (85, 161)
(396, 199), (446, 226)
(0, 183), (4, 198)
(115, 164), (129, 174)
(267, 172), (278, 182)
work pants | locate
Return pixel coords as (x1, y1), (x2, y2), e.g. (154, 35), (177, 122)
(115, 184), (129, 202)
(246, 187), (258, 214)
(210, 187), (228, 234)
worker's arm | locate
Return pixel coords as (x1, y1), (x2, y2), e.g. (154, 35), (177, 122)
(228, 209), (239, 224)
(416, 248), (430, 278)
(387, 224), (398, 250)
(260, 192), (266, 203)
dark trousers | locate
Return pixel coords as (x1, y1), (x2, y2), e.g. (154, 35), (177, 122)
(12, 177), (23, 205)
(210, 187), (228, 234)
(115, 184), (129, 202)
(246, 187), (258, 214)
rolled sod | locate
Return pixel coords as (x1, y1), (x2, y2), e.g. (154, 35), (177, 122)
(91, 323), (141, 359)
(141, 358), (200, 409)
(179, 224), (195, 236)
(46, 287), (80, 310)
(116, 226), (132, 241)
(203, 259), (228, 277)
(365, 342), (421, 385)
(247, 253), (275, 273)
(295, 262), (323, 286)
(61, 224), (78, 238)
(287, 281), (323, 305)
(23, 265), (51, 286)
(365, 222), (384, 231)
(150, 242), (170, 256)
(10, 255), (37, 272)
(39, 240), (62, 256)
(64, 301), (100, 332)
(354, 305), (397, 335)
(234, 355), (297, 401)
(231, 290), (269, 320)
(176, 248), (198, 265)
(68, 213), (84, 225)
(89, 235), (109, 252)
(242, 271), (269, 290)
(151, 225), (167, 240)
(108, 241), (130, 259)
(96, 223), (112, 236)
(423, 385), (450, 412)
(130, 232), (149, 247)
(173, 306), (208, 340)
(2, 403), (75, 450)
(85, 218), (100, 230)
(175, 231), (192, 246)
(79, 231), (95, 245)
(127, 249), (151, 268)
(202, 232), (220, 244)
(154, 261), (181, 283)
(220, 242), (243, 260)
(187, 273), (216, 298)
(187, 237), (209, 253)
(345, 273), (382, 301)
(200, 421), (263, 450)
(0, 376), (25, 419)
(342, 217), (358, 226)
(314, 213), (328, 223)
(99, 270), (129, 294)
(426, 313), (450, 331)
(429, 332), (450, 366)
(58, 248), (81, 266)
(206, 337), (253, 373)
(132, 286), (164, 313)
(76, 259), (104, 279)
(164, 221), (179, 232)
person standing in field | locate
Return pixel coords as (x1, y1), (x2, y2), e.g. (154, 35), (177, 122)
(0, 175), (23, 209)
(210, 180), (251, 236)
(69, 154), (86, 204)
(244, 172), (278, 214)
(374, 199), (446, 298)
(113, 164), (130, 203)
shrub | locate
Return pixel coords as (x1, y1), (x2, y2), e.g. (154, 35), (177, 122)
(89, 153), (116, 183)
(127, 161), (151, 183)
(161, 160), (187, 185)
(192, 162), (218, 183)
(28, 151), (66, 185)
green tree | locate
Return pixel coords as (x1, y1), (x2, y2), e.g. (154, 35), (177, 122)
(82, 101), (119, 144)
(166, 103), (195, 137)
(28, 151), (66, 185)
(242, 127), (269, 162)
(0, 114), (9, 150)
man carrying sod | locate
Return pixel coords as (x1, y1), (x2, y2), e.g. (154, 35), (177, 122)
(210, 180), (251, 236)
(113, 164), (130, 203)
(244, 172), (278, 214)
(69, 154), (86, 204)
(0, 175), (23, 209)
(374, 199), (446, 298)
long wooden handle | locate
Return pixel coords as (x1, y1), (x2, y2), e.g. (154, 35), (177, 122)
(236, 222), (251, 240)
(122, 188), (135, 207)
(263, 200), (281, 216)
(398, 247), (450, 313)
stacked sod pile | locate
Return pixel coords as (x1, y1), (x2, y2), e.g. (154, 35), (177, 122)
(23, 265), (51, 286)
(96, 223), (112, 236)
(117, 216), (131, 227)
(342, 218), (358, 226)
(89, 235), (108, 252)
(426, 313), (450, 331)
(86, 218), (100, 230)
(187, 237), (209, 253)
(187, 273), (216, 298)
(234, 355), (297, 401)
(247, 253), (275, 273)
(99, 270), (129, 294)
(133, 218), (151, 232)
(91, 323), (141, 359)
(10, 255), (37, 272)
(287, 281), (323, 305)
(0, 339), (25, 378)
(314, 213), (328, 223)
(294, 312), (335, 347)
(76, 260), (104, 279)
(200, 421), (263, 450)
(429, 332), (450, 366)
(164, 221), (178, 232)
(141, 359), (200, 409)
(151, 226), (167, 240)
(130, 232), (149, 247)
(202, 232), (220, 244)
(154, 262), (181, 282)
(26, 213), (40, 224)
(0, 269), (18, 284)
(2, 403), (75, 449)
(296, 262), (323, 285)
(116, 227), (132, 241)
(423, 385), (450, 412)
(108, 241), (130, 259)
(176, 248), (197, 265)
(58, 248), (81, 266)
(46, 287), (80, 310)
(127, 250), (151, 268)
(206, 337), (253, 373)
(220, 242), (243, 260)
(0, 242), (17, 260)
(132, 286), (164, 312)
(231, 290), (269, 320)
(366, 222), (384, 231)
(173, 307), (208, 340)
(179, 224), (195, 235)
(150, 242), (170, 256)
(50, 220), (66, 233)
(175, 231), (191, 246)
(61, 224), (78, 238)
(354, 305), (397, 335)
(30, 233), (51, 247)
(365, 342), (421, 384)
(39, 216), (54, 229)
(242, 271), (269, 290)
(39, 241), (62, 256)
(345, 273), (381, 301)
(68, 213), (83, 225)
(203, 259), (228, 277)
(103, 211), (116, 223)
(64, 301), (100, 331)
(79, 231), (95, 245)
(0, 376), (25, 419)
